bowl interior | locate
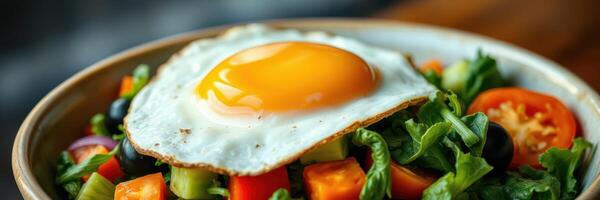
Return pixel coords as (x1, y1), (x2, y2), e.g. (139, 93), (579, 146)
(14, 19), (600, 199)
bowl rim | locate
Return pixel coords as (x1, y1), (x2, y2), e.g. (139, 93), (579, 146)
(12, 17), (600, 199)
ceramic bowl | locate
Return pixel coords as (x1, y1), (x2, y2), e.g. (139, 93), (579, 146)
(12, 18), (600, 199)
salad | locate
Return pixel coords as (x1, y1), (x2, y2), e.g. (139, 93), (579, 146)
(55, 52), (592, 200)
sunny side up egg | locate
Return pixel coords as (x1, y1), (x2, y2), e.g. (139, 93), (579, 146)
(125, 24), (437, 175)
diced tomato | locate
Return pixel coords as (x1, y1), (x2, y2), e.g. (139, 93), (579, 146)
(303, 158), (365, 200)
(389, 163), (436, 199)
(468, 87), (576, 168)
(70, 145), (124, 182)
(229, 166), (291, 200)
(419, 59), (443, 75)
(119, 76), (133, 97)
(89, 157), (124, 182)
(365, 151), (436, 200)
(115, 172), (167, 200)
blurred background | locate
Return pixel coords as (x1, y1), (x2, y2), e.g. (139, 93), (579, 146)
(1, 0), (598, 198)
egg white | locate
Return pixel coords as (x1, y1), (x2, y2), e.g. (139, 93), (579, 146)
(125, 24), (437, 175)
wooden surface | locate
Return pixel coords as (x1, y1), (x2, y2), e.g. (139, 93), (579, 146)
(377, 0), (600, 92)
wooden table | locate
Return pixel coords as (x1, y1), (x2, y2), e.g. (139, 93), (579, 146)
(377, 0), (600, 92)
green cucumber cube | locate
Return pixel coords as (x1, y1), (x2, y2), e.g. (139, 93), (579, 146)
(75, 172), (115, 200)
(170, 167), (218, 199)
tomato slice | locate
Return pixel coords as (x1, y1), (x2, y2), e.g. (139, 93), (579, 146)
(419, 59), (443, 75)
(229, 166), (291, 200)
(115, 172), (167, 200)
(303, 157), (365, 200)
(468, 87), (576, 168)
(70, 145), (124, 182)
(365, 151), (436, 199)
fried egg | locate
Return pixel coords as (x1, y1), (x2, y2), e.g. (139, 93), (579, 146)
(125, 24), (436, 175)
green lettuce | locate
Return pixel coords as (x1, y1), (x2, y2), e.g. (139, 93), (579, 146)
(422, 140), (493, 200)
(269, 188), (292, 200)
(56, 151), (83, 199)
(352, 128), (392, 200)
(417, 91), (480, 147)
(462, 51), (505, 106)
(121, 64), (150, 100)
(469, 137), (592, 200)
(540, 138), (593, 200)
(57, 145), (120, 184)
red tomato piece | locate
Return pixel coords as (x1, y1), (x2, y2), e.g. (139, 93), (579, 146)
(303, 158), (365, 200)
(229, 166), (291, 200)
(468, 87), (576, 168)
(71, 145), (124, 182)
(365, 151), (436, 199)
(115, 172), (167, 200)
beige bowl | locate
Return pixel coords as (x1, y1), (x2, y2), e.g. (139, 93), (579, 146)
(12, 18), (600, 199)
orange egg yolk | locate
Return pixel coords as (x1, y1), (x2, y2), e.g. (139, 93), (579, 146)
(196, 42), (378, 113)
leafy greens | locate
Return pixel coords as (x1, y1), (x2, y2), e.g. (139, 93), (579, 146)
(352, 128), (392, 200)
(422, 139), (493, 200)
(56, 151), (83, 199)
(121, 64), (150, 100)
(269, 188), (292, 200)
(468, 137), (592, 200)
(462, 51), (505, 106)
(540, 138), (593, 200)
(417, 91), (480, 147)
(57, 144), (120, 184)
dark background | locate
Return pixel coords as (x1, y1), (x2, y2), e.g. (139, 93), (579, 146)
(2, 0), (599, 199)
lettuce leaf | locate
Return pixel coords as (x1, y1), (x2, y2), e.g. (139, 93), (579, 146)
(422, 140), (493, 200)
(423, 69), (442, 88)
(400, 121), (451, 164)
(121, 64), (150, 100)
(56, 151), (83, 199)
(471, 166), (560, 200)
(540, 138), (592, 200)
(57, 144), (120, 184)
(417, 91), (480, 147)
(469, 137), (592, 200)
(461, 112), (488, 157)
(269, 188), (292, 200)
(462, 51), (505, 106)
(352, 128), (392, 200)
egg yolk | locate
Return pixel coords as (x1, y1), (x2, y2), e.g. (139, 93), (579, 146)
(196, 42), (378, 113)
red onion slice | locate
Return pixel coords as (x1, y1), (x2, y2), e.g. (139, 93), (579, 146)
(68, 135), (118, 151)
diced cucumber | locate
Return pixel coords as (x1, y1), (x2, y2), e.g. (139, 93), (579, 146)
(170, 167), (218, 199)
(300, 136), (348, 165)
(75, 172), (115, 200)
(442, 59), (469, 93)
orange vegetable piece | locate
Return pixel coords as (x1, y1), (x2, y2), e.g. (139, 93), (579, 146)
(115, 172), (167, 200)
(303, 157), (365, 200)
(119, 76), (133, 97)
(419, 59), (443, 75)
